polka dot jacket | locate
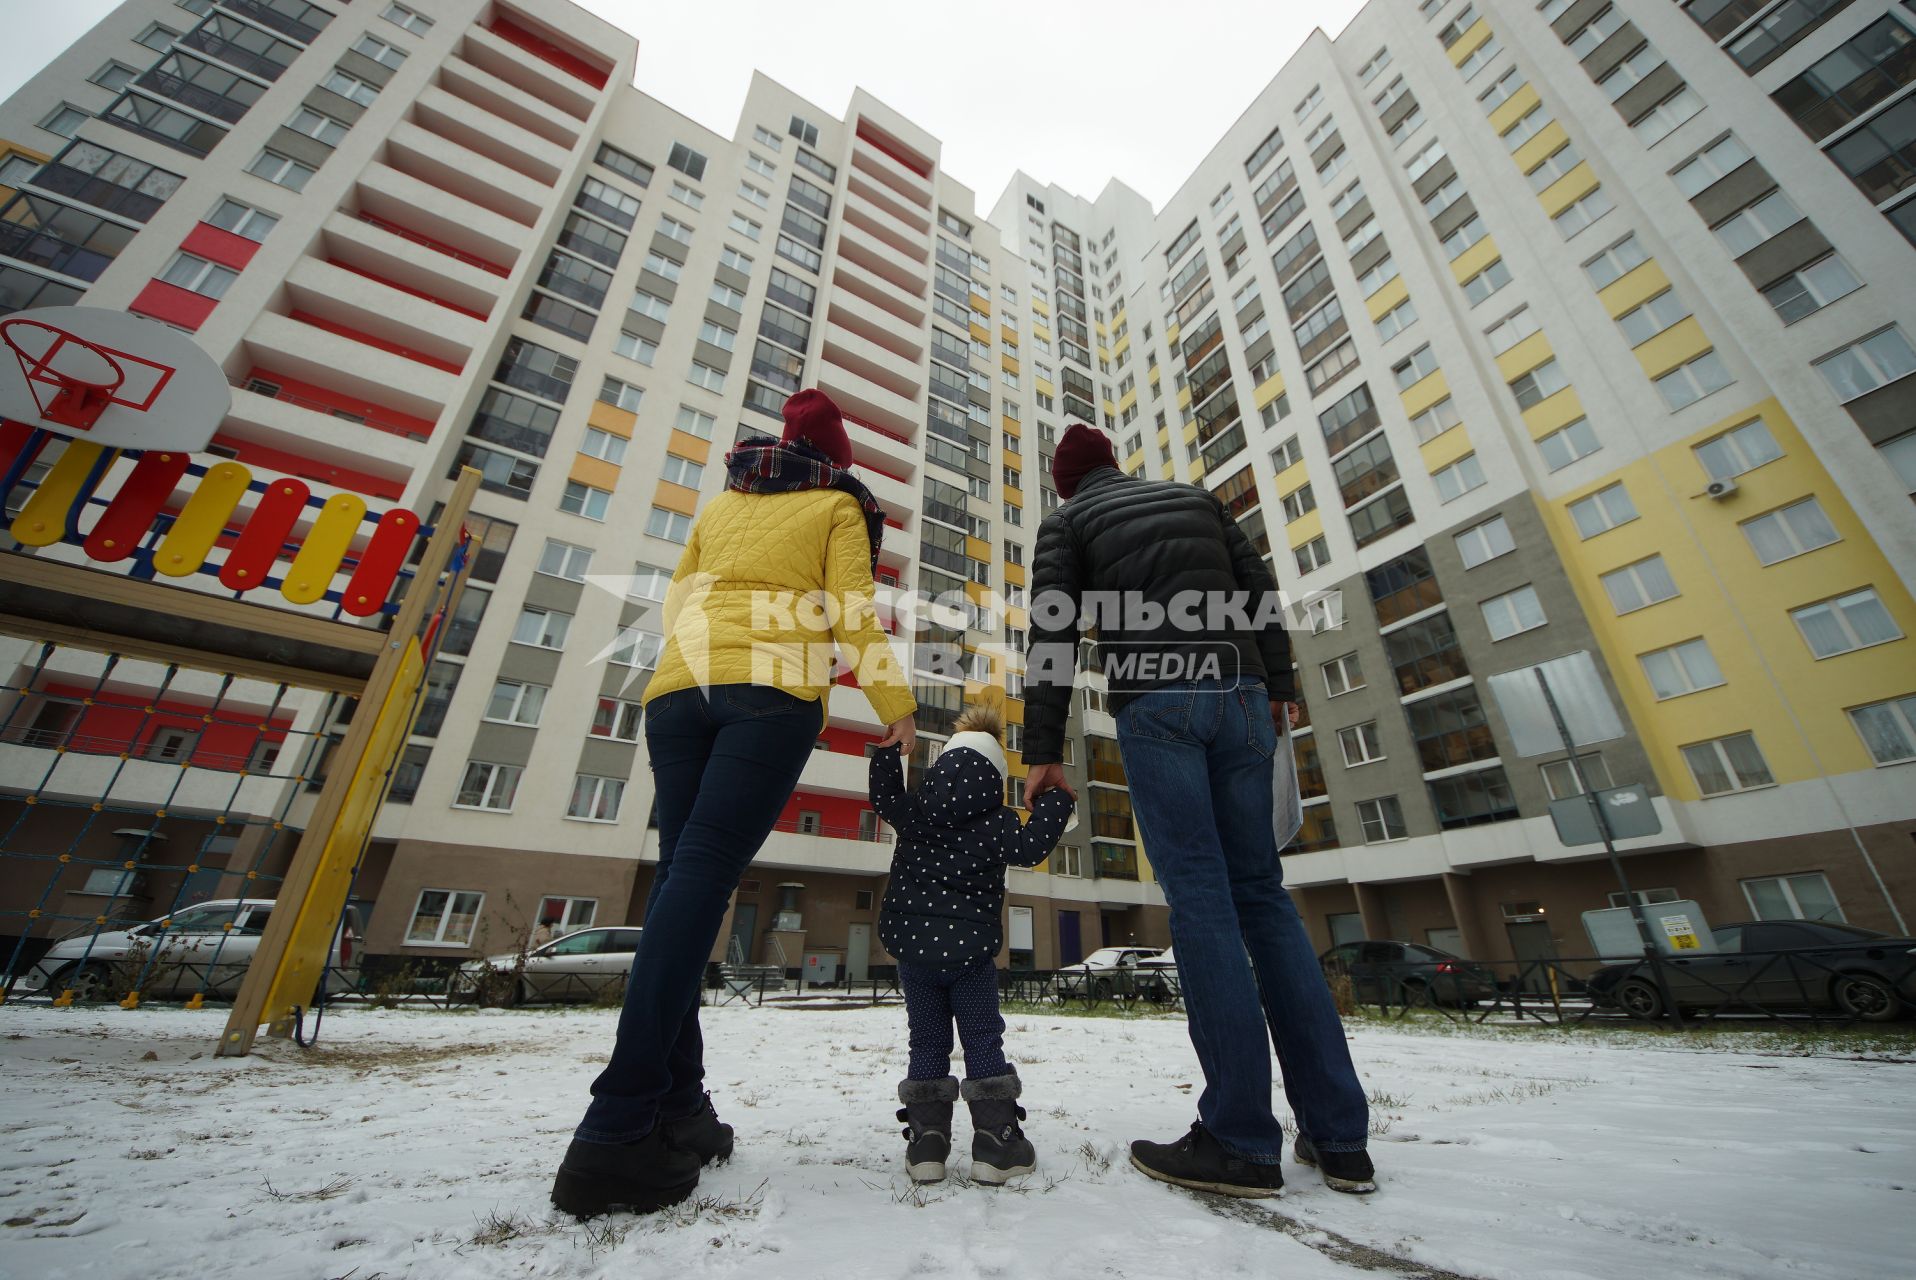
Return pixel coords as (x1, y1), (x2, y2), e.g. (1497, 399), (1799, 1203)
(872, 744), (1074, 971)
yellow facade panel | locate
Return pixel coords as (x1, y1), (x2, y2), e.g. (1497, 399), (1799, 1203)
(587, 399), (638, 438)
(1399, 368), (1450, 420)
(1285, 508), (1325, 550)
(1275, 459), (1309, 495)
(652, 480), (699, 515)
(1448, 18), (1493, 65)
(1522, 386), (1586, 440)
(969, 321), (990, 343)
(569, 454), (622, 491)
(1002, 353), (1020, 375)
(1365, 274), (1410, 321)
(1449, 235), (1501, 285)
(1253, 371), (1287, 408)
(1494, 331), (1555, 384)
(1419, 426), (1475, 473)
(1599, 260), (1674, 319)
(668, 429), (712, 462)
(1004, 561), (1027, 586)
(1634, 316), (1713, 380)
(1487, 83), (1540, 135)
(1538, 161), (1600, 218)
(1510, 121), (1569, 175)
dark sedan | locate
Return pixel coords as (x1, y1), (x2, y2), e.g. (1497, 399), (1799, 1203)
(1320, 940), (1499, 1008)
(1587, 920), (1916, 1021)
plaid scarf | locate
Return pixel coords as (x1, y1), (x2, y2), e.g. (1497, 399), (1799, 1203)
(724, 435), (886, 575)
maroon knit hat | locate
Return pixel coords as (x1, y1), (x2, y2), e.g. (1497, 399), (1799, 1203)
(781, 388), (853, 468)
(1051, 422), (1119, 498)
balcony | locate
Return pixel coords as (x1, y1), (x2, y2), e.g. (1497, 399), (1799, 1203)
(221, 382), (425, 494)
(821, 317), (923, 402)
(354, 163), (525, 271)
(847, 417), (920, 481)
(845, 168), (931, 234)
(411, 85), (569, 185)
(825, 285), (925, 363)
(856, 461), (916, 527)
(837, 219), (927, 296)
(383, 122), (545, 226)
(850, 137), (932, 209)
(841, 195), (928, 268)
(830, 255), (927, 329)
(460, 27), (599, 121)
(243, 311), (458, 419)
(816, 359), (921, 439)
(284, 258), (482, 370)
(437, 53), (582, 147)
(797, 748), (871, 798)
(320, 212), (501, 313)
(755, 825), (893, 876)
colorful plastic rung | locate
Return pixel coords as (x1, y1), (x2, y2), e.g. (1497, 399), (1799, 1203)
(153, 460), (251, 578)
(339, 506), (420, 617)
(82, 450), (192, 564)
(7, 440), (113, 548)
(219, 477), (308, 593)
(282, 492), (367, 606)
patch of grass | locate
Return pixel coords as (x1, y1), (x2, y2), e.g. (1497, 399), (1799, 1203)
(467, 1209), (558, 1248)
(1450, 1078), (1595, 1108)
(999, 999), (1183, 1021)
(1366, 1088), (1411, 1109)
(1345, 1007), (1916, 1059)
(646, 1180), (768, 1232)
(262, 1175), (352, 1202)
(1075, 1140), (1112, 1178)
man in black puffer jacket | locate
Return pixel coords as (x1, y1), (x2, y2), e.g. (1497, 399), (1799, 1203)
(1022, 423), (1373, 1198)
(873, 704), (1073, 1185)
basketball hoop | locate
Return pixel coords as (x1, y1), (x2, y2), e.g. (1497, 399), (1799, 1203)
(1, 317), (130, 431)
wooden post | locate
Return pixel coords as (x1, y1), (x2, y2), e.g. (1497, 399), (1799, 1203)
(216, 468), (480, 1056)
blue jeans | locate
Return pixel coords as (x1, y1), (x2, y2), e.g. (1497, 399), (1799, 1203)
(1116, 678), (1368, 1161)
(575, 684), (819, 1143)
(898, 958), (1010, 1081)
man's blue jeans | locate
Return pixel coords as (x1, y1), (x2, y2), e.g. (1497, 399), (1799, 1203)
(1115, 678), (1368, 1161)
(575, 684), (818, 1143)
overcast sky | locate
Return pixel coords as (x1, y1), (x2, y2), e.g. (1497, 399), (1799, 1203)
(6, 0), (1364, 212)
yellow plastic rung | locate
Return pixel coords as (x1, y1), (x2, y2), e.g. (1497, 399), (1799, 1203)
(281, 492), (366, 605)
(52, 990), (74, 1008)
(8, 440), (113, 547)
(119, 991), (141, 1010)
(153, 460), (252, 577)
(183, 992), (204, 1010)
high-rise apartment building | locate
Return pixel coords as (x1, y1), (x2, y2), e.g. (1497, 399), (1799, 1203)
(2, 0), (1911, 981)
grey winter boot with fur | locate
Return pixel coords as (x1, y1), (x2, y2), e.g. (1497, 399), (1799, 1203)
(963, 1071), (1036, 1185)
(897, 1076), (960, 1184)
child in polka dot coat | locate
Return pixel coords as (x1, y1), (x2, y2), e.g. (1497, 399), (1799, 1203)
(872, 704), (1075, 1185)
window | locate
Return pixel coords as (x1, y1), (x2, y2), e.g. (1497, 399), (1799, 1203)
(648, 506), (693, 543)
(1359, 47), (1392, 82)
(1694, 419), (1781, 481)
(1482, 585), (1546, 640)
(246, 149), (315, 191)
(1455, 515), (1514, 568)
(1282, 484), (1317, 522)
(383, 3), (434, 34)
(405, 889), (483, 946)
(1526, 141), (1582, 193)
(1296, 85), (1325, 120)
(1295, 535), (1331, 574)
(1541, 753), (1614, 800)
(1405, 139), (1446, 181)
(287, 106), (349, 148)
(484, 679), (547, 726)
(454, 761), (522, 811)
(567, 774), (625, 822)
(674, 405), (716, 439)
(1641, 637), (1726, 699)
(660, 454), (704, 488)
(1485, 306), (1539, 355)
(1655, 350), (1733, 410)
(609, 627), (664, 669)
(1441, 215), (1489, 260)
(1271, 436), (1303, 471)
(687, 361), (726, 392)
(1742, 498), (1840, 565)
(207, 197), (277, 241)
(322, 69), (379, 106)
(1554, 187), (1614, 239)
(1672, 135), (1752, 201)
(1376, 297), (1418, 341)
(352, 33), (407, 68)
(1682, 733), (1775, 796)
(1617, 290), (1690, 346)
(1635, 88), (1703, 144)
(38, 104), (87, 139)
(1791, 588), (1901, 658)
(1568, 482), (1638, 537)
(1762, 254), (1861, 323)
(1814, 328), (1916, 402)
(1357, 254), (1399, 296)
(560, 481), (610, 520)
(580, 427), (627, 464)
(1743, 871), (1845, 923)
(1567, 3), (1625, 57)
(669, 181), (702, 210)
(1582, 234), (1647, 288)
(1459, 35), (1503, 80)
(158, 251), (238, 298)
(1323, 652), (1364, 697)
(1432, 454), (1486, 502)
(1306, 340), (1358, 392)
(1537, 418), (1601, 471)
(1503, 105), (1551, 150)
(1713, 189), (1801, 257)
(697, 320), (737, 353)
(665, 142), (707, 181)
(1356, 796), (1407, 843)
(1850, 696), (1916, 765)
(590, 695), (646, 743)
(1601, 555), (1679, 613)
(90, 61), (138, 93)
(136, 22), (181, 52)
(1461, 257), (1510, 305)
(1392, 345), (1438, 391)
(1340, 722), (1386, 767)
(1479, 67), (1521, 111)
(511, 605), (570, 649)
(1510, 358), (1569, 410)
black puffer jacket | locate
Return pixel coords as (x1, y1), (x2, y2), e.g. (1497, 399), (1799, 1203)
(873, 745), (1073, 969)
(1024, 465), (1294, 765)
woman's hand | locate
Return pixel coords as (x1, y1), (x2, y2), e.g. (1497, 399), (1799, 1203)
(878, 714), (917, 755)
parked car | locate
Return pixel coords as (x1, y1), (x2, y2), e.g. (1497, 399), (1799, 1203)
(1586, 920), (1916, 1022)
(453, 926), (643, 1005)
(1319, 940), (1499, 1008)
(14, 898), (361, 1002)
(1055, 946), (1166, 1000)
(1132, 947), (1182, 1002)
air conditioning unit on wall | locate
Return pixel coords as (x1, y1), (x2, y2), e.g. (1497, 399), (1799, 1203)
(1702, 477), (1738, 500)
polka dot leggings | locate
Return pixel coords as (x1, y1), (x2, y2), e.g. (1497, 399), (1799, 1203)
(899, 957), (1010, 1081)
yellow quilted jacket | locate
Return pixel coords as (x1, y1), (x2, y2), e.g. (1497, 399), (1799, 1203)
(643, 487), (917, 727)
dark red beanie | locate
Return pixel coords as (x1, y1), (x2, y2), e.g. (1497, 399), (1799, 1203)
(782, 388), (852, 468)
(1051, 422), (1118, 498)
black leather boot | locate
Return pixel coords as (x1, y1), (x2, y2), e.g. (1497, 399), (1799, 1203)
(897, 1075), (959, 1183)
(963, 1071), (1036, 1185)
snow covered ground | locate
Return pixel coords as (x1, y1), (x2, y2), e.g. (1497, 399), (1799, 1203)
(1, 1000), (1910, 1280)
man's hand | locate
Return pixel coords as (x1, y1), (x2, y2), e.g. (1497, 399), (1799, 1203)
(1271, 700), (1299, 730)
(878, 715), (917, 754)
(1024, 761), (1077, 809)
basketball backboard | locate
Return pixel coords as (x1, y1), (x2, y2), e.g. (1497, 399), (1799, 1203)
(0, 305), (229, 451)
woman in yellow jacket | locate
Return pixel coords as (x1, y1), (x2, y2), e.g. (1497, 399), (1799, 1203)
(555, 389), (917, 1219)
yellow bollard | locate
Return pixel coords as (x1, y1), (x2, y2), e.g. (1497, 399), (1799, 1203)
(183, 993), (204, 1011)
(119, 991), (141, 1010)
(53, 989), (75, 1008)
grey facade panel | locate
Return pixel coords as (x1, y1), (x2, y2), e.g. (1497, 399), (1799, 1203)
(1738, 0), (1858, 74)
(702, 298), (743, 329)
(576, 736), (639, 780)
(522, 572), (584, 613)
(1412, 156), (1456, 204)
(1430, 194), (1480, 243)
(636, 269), (679, 300)
(1552, 0), (1609, 41)
(622, 313), (666, 344)
(335, 50), (398, 90)
(600, 663), (654, 699)
(1733, 219), (1832, 288)
(497, 644), (563, 688)
(714, 263), (751, 294)
(693, 338), (734, 370)
(1235, 296), (1267, 330)
(1298, 317), (1351, 367)
(264, 126), (333, 170)
(1581, 24), (1646, 84)
(648, 232), (688, 263)
(1614, 64), (1685, 126)
(1349, 234), (1392, 281)
(1243, 332), (1276, 372)
(1381, 92), (1420, 134)
(1311, 131), (1345, 173)
(467, 722), (536, 767)
(1690, 158), (1777, 228)
(1220, 228), (1247, 263)
(1335, 196), (1375, 242)
(1845, 378), (1916, 447)
(301, 86), (367, 126)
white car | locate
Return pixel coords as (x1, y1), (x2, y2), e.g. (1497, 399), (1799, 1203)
(1055, 946), (1167, 1000)
(15, 898), (361, 1002)
(454, 926), (643, 1004)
